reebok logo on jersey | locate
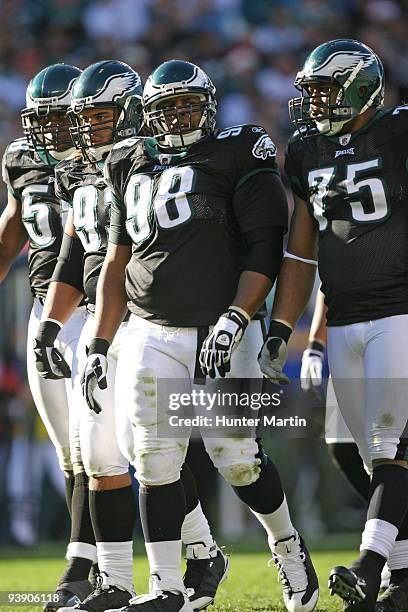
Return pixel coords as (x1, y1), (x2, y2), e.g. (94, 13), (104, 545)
(335, 147), (355, 158)
(153, 164), (170, 171)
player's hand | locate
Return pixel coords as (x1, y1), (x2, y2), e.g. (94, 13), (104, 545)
(258, 320), (292, 384)
(33, 319), (71, 379)
(81, 338), (110, 414)
(300, 341), (325, 391)
(199, 307), (250, 378)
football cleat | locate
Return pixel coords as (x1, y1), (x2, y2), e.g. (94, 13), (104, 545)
(376, 576), (408, 611)
(271, 530), (319, 611)
(329, 565), (380, 610)
(184, 542), (230, 609)
(108, 591), (193, 612)
(58, 573), (133, 612)
(43, 580), (93, 612)
(380, 565), (391, 592)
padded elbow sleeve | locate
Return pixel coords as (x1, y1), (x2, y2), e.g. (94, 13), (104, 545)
(52, 233), (85, 293)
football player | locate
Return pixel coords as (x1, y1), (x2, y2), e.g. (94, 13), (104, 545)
(0, 64), (100, 611)
(33, 60), (228, 612)
(81, 59), (319, 612)
(258, 39), (408, 611)
(301, 290), (370, 502)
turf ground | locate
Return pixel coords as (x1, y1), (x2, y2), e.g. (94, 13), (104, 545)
(0, 537), (359, 611)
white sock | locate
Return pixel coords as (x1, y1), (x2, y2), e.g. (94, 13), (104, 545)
(145, 540), (184, 593)
(360, 519), (399, 559)
(251, 496), (294, 548)
(66, 541), (97, 563)
(96, 541), (134, 593)
(181, 503), (214, 547)
(387, 539), (408, 570)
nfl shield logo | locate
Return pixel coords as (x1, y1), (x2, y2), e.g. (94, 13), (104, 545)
(339, 133), (351, 146)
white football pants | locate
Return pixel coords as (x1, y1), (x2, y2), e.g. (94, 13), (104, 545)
(71, 313), (131, 477)
(115, 314), (264, 487)
(26, 298), (88, 472)
(328, 314), (408, 471)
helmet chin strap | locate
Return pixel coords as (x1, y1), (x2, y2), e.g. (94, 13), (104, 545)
(51, 146), (76, 161)
(315, 118), (350, 135)
(161, 129), (203, 149)
(88, 144), (112, 161)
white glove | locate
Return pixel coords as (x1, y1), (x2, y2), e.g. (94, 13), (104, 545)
(300, 341), (325, 391)
(199, 307), (250, 378)
(81, 338), (110, 414)
(258, 320), (292, 384)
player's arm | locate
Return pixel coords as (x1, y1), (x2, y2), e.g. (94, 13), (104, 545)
(42, 210), (85, 323)
(33, 210), (85, 380)
(301, 288), (327, 390)
(81, 188), (131, 413)
(200, 165), (288, 378)
(92, 241), (131, 343)
(259, 194), (319, 382)
(0, 193), (27, 282)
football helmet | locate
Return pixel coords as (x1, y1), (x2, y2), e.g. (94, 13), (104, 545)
(143, 59), (216, 149)
(21, 63), (81, 165)
(289, 39), (384, 136)
(69, 60), (143, 161)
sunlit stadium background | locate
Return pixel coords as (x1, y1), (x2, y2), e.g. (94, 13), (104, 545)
(0, 0), (407, 561)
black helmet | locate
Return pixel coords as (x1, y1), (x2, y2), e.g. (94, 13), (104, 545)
(289, 39), (384, 137)
(21, 63), (81, 164)
(69, 60), (143, 160)
(143, 59), (216, 149)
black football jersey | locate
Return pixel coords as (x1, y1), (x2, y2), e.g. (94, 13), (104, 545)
(55, 157), (110, 306)
(285, 107), (408, 326)
(2, 138), (68, 299)
(106, 125), (287, 326)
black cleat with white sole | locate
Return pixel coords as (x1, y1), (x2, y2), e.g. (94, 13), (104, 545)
(108, 590), (193, 611)
(58, 573), (133, 612)
(184, 542), (229, 610)
(43, 580), (93, 612)
(329, 565), (379, 611)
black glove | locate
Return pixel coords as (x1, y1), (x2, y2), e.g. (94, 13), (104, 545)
(258, 320), (292, 384)
(33, 319), (71, 379)
(81, 338), (110, 414)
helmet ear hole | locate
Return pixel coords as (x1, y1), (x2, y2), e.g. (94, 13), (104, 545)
(358, 85), (368, 98)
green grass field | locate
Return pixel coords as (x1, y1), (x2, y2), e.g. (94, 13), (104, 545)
(0, 538), (359, 611)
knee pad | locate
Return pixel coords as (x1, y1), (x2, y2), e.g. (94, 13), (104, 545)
(135, 448), (185, 486)
(206, 437), (261, 486)
(218, 460), (261, 487)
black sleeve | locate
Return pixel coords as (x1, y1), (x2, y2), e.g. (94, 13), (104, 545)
(52, 232), (85, 292)
(233, 170), (288, 234)
(242, 226), (284, 282)
(108, 192), (131, 246)
(284, 143), (307, 201)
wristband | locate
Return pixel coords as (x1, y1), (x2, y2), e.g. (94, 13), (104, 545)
(307, 340), (325, 353)
(36, 319), (63, 344)
(268, 320), (292, 343)
(88, 337), (110, 356)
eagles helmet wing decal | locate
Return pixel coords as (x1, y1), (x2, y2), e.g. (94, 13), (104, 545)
(302, 51), (376, 80)
(82, 71), (141, 103)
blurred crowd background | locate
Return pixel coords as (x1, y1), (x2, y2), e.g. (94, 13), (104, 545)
(1, 0), (408, 549)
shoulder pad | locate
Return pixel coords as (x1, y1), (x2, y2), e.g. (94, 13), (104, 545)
(388, 105), (408, 132)
(4, 138), (30, 166)
(108, 136), (143, 165)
